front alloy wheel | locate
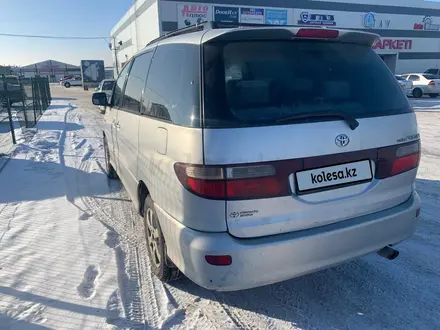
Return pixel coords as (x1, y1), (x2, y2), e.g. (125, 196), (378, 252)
(103, 135), (118, 179)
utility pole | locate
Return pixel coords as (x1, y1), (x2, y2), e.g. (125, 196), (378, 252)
(113, 37), (120, 76)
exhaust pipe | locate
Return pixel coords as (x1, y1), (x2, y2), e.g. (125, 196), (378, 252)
(377, 246), (399, 260)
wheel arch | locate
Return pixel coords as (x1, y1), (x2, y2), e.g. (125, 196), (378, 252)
(137, 180), (149, 217)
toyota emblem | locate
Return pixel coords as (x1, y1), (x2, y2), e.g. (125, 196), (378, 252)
(335, 134), (350, 147)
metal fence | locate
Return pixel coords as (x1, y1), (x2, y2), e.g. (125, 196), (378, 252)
(0, 75), (51, 155)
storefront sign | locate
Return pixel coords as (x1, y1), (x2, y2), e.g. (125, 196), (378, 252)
(373, 39), (412, 50)
(299, 12), (335, 26)
(362, 12), (390, 29)
(265, 9), (288, 25)
(214, 6), (239, 24)
(413, 16), (440, 30)
(178, 4), (211, 28)
(240, 8), (264, 24)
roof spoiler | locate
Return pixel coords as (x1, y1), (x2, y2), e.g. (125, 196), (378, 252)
(147, 21), (380, 48)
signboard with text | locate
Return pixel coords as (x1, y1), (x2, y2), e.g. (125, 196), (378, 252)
(240, 8), (265, 24)
(214, 6), (239, 23)
(299, 12), (336, 25)
(373, 39), (412, 50)
(178, 4), (212, 28)
(265, 9), (288, 25)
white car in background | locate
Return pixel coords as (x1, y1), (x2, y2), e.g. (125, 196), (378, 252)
(63, 76), (82, 88)
(95, 79), (115, 102)
(95, 79), (115, 113)
(395, 75), (413, 97)
(401, 73), (440, 98)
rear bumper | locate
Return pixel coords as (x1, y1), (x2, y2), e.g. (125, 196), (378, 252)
(156, 192), (420, 291)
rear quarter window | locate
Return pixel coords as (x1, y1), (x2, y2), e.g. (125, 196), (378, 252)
(144, 43), (201, 127)
(203, 40), (411, 128)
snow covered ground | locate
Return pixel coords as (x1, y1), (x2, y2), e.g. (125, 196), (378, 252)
(0, 85), (439, 329)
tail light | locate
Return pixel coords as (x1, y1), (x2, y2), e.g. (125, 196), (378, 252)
(295, 29), (339, 39)
(376, 141), (420, 179)
(174, 163), (291, 200)
(429, 80), (436, 86)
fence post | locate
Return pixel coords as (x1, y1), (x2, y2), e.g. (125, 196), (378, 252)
(19, 76), (29, 128)
(2, 78), (16, 144)
(6, 100), (16, 144)
(32, 78), (37, 125)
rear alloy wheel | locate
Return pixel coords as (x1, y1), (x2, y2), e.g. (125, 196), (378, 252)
(144, 196), (180, 282)
(413, 88), (423, 98)
(103, 135), (118, 179)
(64, 82), (71, 88)
(430, 93), (439, 98)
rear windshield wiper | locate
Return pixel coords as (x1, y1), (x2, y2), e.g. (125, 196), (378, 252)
(276, 111), (359, 130)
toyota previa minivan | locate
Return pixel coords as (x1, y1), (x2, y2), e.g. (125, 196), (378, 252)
(92, 22), (421, 291)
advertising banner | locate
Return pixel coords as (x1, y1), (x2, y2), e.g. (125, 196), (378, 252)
(214, 6), (239, 24)
(240, 8), (265, 24)
(265, 9), (288, 25)
(298, 12), (336, 26)
(178, 4), (212, 28)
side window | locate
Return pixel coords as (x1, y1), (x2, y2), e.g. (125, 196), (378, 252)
(113, 61), (132, 108)
(122, 52), (153, 112)
(144, 44), (200, 127)
(102, 81), (115, 91)
(409, 75), (420, 81)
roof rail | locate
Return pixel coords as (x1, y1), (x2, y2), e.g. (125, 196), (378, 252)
(146, 21), (289, 46)
(146, 21), (214, 46)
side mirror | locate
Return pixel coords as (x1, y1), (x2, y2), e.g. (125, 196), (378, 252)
(92, 92), (109, 106)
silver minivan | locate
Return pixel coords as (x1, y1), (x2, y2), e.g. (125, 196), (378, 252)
(92, 23), (421, 291)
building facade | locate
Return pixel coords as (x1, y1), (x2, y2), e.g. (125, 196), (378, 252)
(12, 60), (80, 82)
(111, 0), (440, 74)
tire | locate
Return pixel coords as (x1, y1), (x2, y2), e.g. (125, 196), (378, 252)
(413, 88), (423, 98)
(143, 195), (181, 283)
(430, 93), (439, 98)
(103, 135), (118, 179)
(64, 82), (71, 88)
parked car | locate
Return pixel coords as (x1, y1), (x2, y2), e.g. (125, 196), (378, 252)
(0, 75), (22, 107)
(92, 23), (421, 291)
(63, 76), (82, 88)
(59, 75), (73, 85)
(425, 68), (440, 76)
(395, 75), (413, 96)
(94, 79), (115, 113)
(401, 73), (440, 98)
(95, 79), (115, 101)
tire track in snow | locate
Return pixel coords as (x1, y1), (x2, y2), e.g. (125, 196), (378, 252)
(61, 107), (147, 327)
(68, 98), (261, 329)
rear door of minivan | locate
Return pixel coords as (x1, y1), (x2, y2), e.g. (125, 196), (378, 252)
(202, 38), (419, 238)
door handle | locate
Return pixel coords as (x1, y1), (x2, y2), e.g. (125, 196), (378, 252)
(116, 123), (120, 130)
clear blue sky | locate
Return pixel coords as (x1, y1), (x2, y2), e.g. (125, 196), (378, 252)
(0, 0), (132, 67)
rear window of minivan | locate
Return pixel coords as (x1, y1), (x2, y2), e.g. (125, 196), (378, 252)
(203, 41), (411, 128)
